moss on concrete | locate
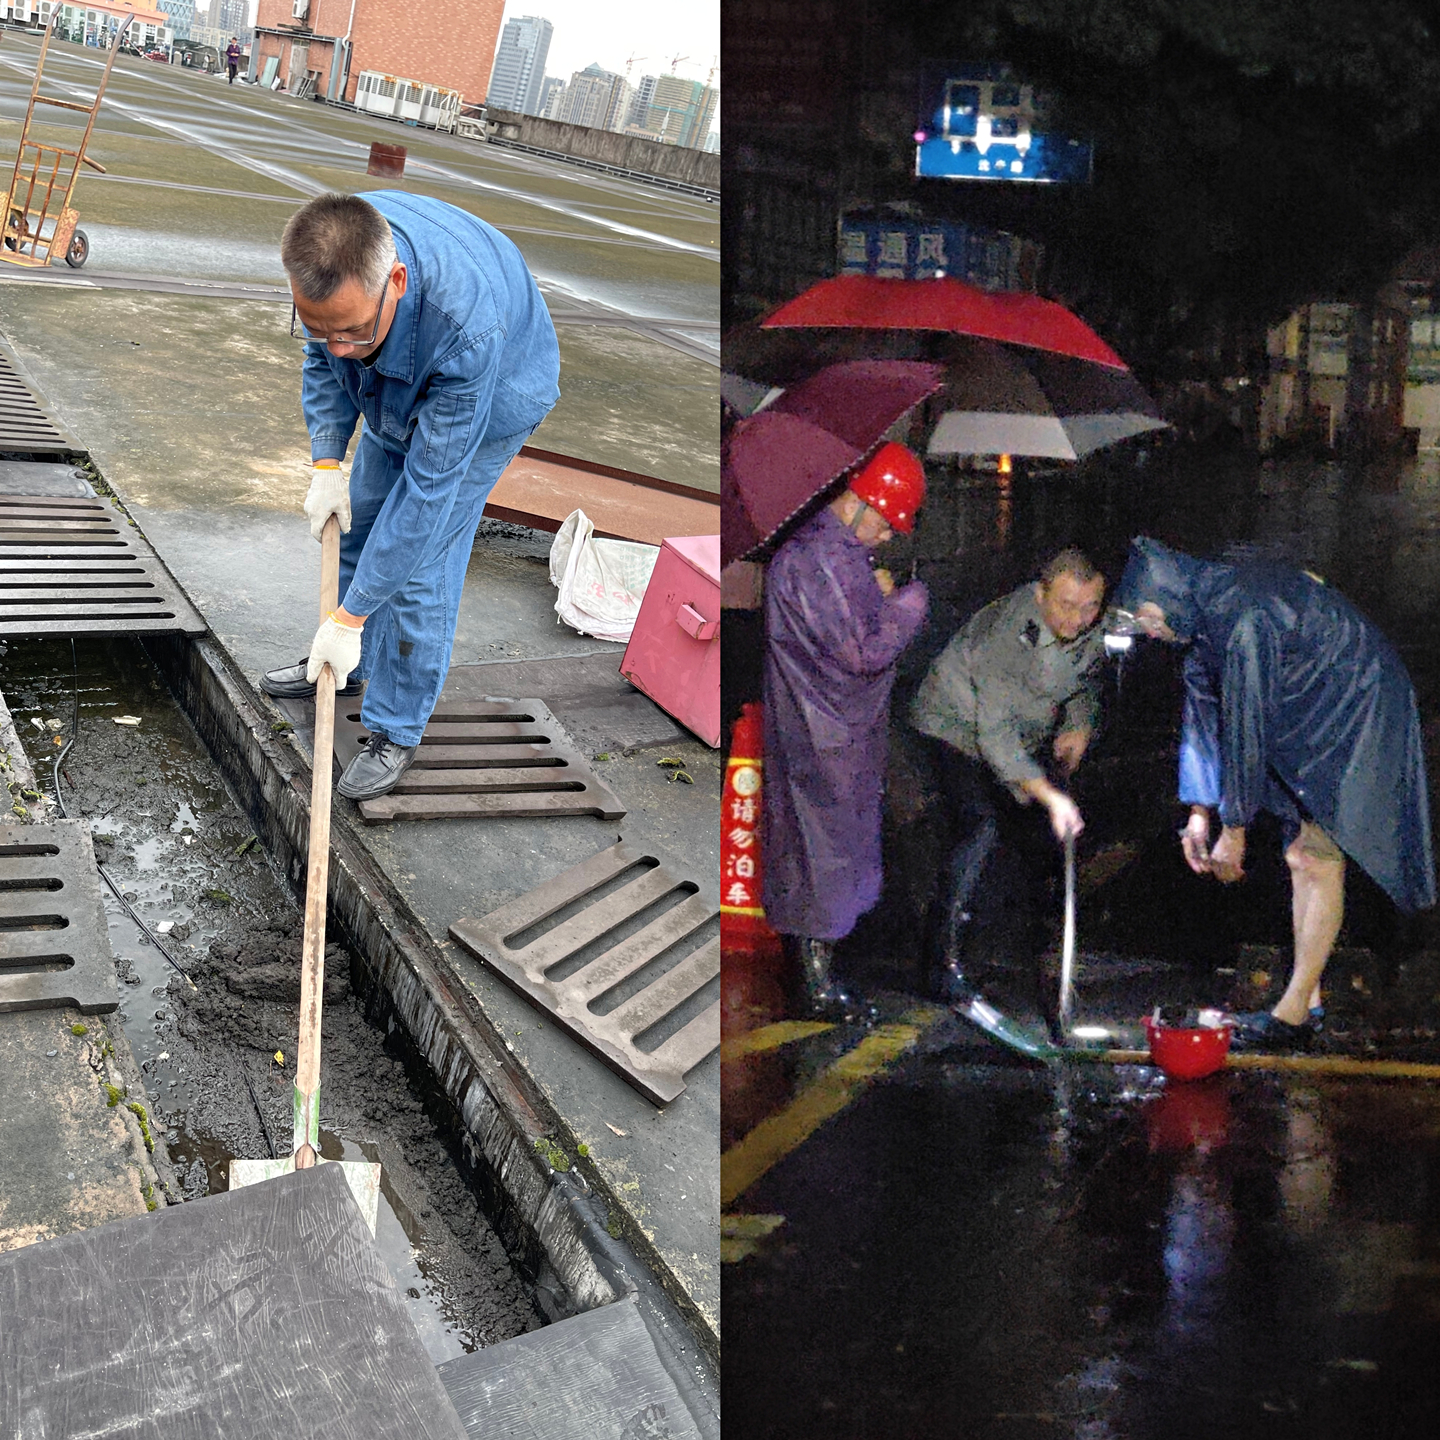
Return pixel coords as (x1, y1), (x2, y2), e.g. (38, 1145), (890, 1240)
(125, 1101), (154, 1154)
(533, 1136), (570, 1172)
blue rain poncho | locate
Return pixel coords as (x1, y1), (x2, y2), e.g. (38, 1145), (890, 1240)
(1114, 537), (1435, 913)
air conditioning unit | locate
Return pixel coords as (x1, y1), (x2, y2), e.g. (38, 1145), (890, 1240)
(292, 0), (309, 18)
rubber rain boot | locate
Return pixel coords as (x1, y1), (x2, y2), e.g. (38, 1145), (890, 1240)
(934, 816), (998, 1005)
(796, 938), (872, 1025)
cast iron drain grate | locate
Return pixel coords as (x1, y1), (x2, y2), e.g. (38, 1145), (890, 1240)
(0, 346), (80, 457)
(334, 696), (625, 825)
(0, 494), (206, 636)
(0, 820), (119, 1014)
(449, 841), (719, 1105)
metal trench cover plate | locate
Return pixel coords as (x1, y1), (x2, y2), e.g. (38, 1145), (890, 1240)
(0, 1164), (469, 1439)
(0, 819), (119, 1014)
(0, 345), (81, 457)
(0, 492), (207, 636)
(449, 841), (719, 1106)
(437, 1295), (712, 1440)
(335, 695), (626, 825)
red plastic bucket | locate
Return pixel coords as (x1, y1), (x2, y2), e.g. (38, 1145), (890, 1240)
(1144, 1017), (1232, 1081)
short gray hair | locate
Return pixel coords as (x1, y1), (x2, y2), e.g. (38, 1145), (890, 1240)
(1039, 547), (1102, 587)
(280, 193), (396, 302)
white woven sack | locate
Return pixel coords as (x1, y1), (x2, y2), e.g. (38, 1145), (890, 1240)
(549, 509), (660, 643)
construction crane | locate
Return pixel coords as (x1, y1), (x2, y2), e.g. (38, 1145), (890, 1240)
(705, 55), (717, 90)
(668, 54), (690, 75)
(624, 53), (647, 81)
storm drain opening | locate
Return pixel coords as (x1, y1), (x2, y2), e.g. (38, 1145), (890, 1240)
(450, 841), (719, 1106)
(0, 953), (74, 974)
(1, 633), (548, 1359)
(0, 345), (80, 457)
(0, 819), (117, 1011)
(328, 693), (625, 825)
(0, 494), (205, 636)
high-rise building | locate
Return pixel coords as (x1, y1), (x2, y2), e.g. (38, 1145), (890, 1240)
(165, 0), (196, 39)
(217, 0), (248, 38)
(627, 74), (657, 130)
(537, 75), (565, 118)
(486, 14), (553, 116)
(555, 63), (622, 130)
(643, 76), (720, 149)
(602, 76), (635, 132)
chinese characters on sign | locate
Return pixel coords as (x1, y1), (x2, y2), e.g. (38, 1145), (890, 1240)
(722, 761), (764, 917)
(837, 217), (1042, 292)
(915, 65), (1094, 185)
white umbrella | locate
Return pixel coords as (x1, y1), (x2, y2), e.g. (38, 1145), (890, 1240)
(926, 341), (1167, 460)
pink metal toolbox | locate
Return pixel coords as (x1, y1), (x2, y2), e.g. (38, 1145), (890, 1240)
(621, 534), (720, 747)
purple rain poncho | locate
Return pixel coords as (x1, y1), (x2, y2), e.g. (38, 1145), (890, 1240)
(1114, 537), (1436, 913)
(761, 508), (929, 940)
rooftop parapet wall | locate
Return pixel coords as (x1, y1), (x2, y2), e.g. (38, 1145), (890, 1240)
(484, 109), (719, 192)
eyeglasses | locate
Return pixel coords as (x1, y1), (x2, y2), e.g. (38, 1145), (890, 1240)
(288, 288), (387, 347)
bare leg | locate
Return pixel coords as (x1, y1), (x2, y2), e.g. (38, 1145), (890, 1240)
(1273, 825), (1345, 1026)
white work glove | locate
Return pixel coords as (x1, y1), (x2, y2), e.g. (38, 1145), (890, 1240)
(303, 463), (351, 542)
(306, 617), (363, 689)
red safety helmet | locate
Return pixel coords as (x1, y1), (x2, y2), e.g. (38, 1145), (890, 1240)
(849, 442), (926, 535)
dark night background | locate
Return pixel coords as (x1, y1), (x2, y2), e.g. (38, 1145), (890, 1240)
(724, 0), (1440, 380)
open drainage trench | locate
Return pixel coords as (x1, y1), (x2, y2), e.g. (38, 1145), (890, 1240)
(0, 634), (542, 1362)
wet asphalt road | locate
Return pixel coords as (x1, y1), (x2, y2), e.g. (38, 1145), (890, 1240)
(723, 444), (1440, 1437)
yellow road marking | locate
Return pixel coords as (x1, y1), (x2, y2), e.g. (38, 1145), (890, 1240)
(720, 1019), (834, 1062)
(721, 1021), (926, 1207)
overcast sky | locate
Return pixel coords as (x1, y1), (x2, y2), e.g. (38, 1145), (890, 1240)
(494, 0), (720, 89)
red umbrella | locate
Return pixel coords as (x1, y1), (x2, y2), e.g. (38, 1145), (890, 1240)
(722, 359), (943, 565)
(758, 275), (1128, 370)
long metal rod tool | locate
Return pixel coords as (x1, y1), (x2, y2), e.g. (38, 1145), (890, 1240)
(293, 513), (339, 1171)
(1057, 830), (1078, 1038)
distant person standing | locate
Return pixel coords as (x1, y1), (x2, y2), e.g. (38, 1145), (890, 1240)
(225, 38), (241, 84)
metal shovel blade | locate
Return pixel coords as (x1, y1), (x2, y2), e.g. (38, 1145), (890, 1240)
(230, 1156), (383, 1234)
(952, 990), (1064, 1062)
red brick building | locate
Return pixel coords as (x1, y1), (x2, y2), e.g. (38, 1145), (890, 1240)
(252, 0), (504, 107)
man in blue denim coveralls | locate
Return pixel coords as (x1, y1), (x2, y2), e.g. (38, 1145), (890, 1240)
(262, 192), (560, 799)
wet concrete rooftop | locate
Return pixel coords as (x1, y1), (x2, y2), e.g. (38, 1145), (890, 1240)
(0, 29), (718, 489)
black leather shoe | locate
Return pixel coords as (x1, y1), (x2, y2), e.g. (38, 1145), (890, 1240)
(260, 659), (363, 700)
(336, 732), (417, 800)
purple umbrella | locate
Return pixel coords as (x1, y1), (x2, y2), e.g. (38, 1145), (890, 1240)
(722, 360), (943, 565)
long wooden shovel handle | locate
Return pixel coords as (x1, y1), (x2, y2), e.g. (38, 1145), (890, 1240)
(295, 513), (341, 1168)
